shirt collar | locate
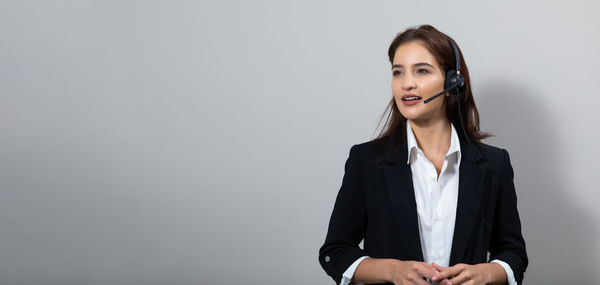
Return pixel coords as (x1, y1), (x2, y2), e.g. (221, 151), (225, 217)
(406, 120), (462, 165)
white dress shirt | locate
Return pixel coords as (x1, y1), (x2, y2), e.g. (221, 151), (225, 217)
(340, 121), (516, 285)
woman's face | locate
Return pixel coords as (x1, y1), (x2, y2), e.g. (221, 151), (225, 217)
(391, 41), (448, 123)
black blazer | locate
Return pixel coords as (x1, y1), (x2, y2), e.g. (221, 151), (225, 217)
(318, 136), (528, 284)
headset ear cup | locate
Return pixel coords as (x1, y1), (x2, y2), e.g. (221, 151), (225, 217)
(445, 69), (458, 94)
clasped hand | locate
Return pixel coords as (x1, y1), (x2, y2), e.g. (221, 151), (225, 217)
(390, 261), (491, 285)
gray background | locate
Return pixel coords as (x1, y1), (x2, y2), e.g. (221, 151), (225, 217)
(1, 0), (599, 284)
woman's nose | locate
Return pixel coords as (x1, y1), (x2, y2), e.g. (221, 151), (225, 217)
(401, 74), (417, 90)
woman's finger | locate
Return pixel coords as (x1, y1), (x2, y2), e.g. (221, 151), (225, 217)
(433, 264), (464, 282)
(414, 262), (438, 280)
(413, 277), (431, 285)
(431, 262), (446, 272)
(448, 269), (472, 285)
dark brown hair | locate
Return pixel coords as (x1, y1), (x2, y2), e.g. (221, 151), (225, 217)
(373, 24), (490, 154)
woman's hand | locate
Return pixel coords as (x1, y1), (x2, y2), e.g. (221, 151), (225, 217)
(389, 260), (439, 285)
(431, 262), (505, 285)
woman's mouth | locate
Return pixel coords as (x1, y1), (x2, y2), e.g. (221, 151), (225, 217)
(401, 94), (422, 106)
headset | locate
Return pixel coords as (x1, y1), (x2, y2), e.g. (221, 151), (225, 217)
(423, 38), (470, 144)
(424, 38), (464, 102)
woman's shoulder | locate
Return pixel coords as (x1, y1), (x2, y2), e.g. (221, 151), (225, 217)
(475, 142), (512, 170)
(351, 137), (388, 153)
(347, 136), (403, 167)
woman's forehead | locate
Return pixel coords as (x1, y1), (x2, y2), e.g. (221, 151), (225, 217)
(392, 41), (438, 67)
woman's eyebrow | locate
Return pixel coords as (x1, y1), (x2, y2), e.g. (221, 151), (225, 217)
(391, 62), (434, 69)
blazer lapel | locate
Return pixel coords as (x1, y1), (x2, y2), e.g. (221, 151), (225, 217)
(382, 149), (424, 261)
(449, 140), (487, 265)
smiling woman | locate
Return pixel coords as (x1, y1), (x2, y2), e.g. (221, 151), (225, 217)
(392, 41), (448, 122)
(318, 25), (528, 285)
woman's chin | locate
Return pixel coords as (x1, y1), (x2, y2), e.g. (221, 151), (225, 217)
(398, 110), (424, 121)
(398, 105), (444, 123)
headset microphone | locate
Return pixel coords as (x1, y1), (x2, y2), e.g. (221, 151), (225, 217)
(423, 80), (463, 103)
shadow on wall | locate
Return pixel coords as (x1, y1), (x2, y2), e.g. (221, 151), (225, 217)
(477, 81), (595, 284)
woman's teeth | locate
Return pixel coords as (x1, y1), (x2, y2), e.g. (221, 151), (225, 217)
(402, 96), (421, 101)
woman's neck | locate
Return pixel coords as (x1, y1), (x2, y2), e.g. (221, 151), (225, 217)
(408, 118), (452, 157)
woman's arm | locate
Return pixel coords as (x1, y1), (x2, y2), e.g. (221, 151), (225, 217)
(487, 150), (528, 283)
(319, 145), (368, 283)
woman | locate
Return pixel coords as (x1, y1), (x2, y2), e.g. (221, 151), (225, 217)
(318, 25), (527, 285)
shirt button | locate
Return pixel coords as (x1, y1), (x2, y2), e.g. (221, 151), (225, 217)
(434, 253), (440, 259)
(430, 177), (436, 182)
(435, 213), (442, 222)
(324, 256), (330, 263)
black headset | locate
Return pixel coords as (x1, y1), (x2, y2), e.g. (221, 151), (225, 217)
(423, 38), (470, 143)
(444, 39), (465, 95)
(446, 38), (470, 144)
(425, 38), (465, 102)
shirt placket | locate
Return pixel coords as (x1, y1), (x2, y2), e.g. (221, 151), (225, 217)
(431, 157), (450, 266)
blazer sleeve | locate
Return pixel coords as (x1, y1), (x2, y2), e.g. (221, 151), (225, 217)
(488, 149), (529, 284)
(319, 145), (368, 284)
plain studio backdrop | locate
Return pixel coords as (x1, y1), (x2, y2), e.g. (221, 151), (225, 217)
(1, 0), (599, 284)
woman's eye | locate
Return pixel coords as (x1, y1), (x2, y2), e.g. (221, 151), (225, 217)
(392, 70), (401, 76)
(417, 69), (430, 74)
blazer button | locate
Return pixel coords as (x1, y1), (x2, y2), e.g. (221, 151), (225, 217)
(325, 256), (330, 262)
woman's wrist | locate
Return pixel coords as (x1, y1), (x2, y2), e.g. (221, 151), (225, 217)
(478, 262), (506, 284)
(383, 258), (401, 282)
(354, 258), (401, 283)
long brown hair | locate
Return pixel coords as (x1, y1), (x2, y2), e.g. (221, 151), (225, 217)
(373, 25), (490, 155)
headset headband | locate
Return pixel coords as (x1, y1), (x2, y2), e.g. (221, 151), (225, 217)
(447, 39), (461, 74)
